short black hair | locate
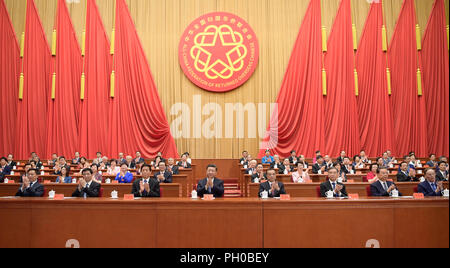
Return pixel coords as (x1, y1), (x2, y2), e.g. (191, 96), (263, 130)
(316, 155), (323, 160)
(377, 166), (389, 174)
(206, 164), (218, 171)
(59, 156), (66, 160)
(266, 168), (277, 174)
(97, 152), (102, 155)
(438, 161), (447, 166)
(27, 168), (38, 175)
(120, 163), (128, 167)
(327, 167), (338, 173)
(82, 168), (93, 175)
(315, 150), (321, 154)
(0, 157), (7, 162)
(400, 161), (408, 166)
(141, 164), (152, 171)
(429, 153), (436, 157)
(256, 163), (264, 168)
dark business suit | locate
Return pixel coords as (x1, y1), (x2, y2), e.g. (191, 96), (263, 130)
(131, 178), (160, 197)
(15, 181), (44, 197)
(177, 161), (191, 169)
(258, 181), (286, 198)
(132, 157), (145, 166)
(71, 180), (101, 197)
(436, 170), (448, 182)
(126, 161), (136, 169)
(251, 173), (267, 183)
(397, 170), (415, 182)
(417, 181), (442, 197)
(370, 180), (402, 197)
(320, 180), (348, 197)
(7, 161), (17, 168)
(167, 165), (180, 175)
(153, 171), (172, 183)
(341, 165), (354, 175)
(312, 163), (326, 174)
(0, 165), (12, 183)
(197, 178), (224, 198)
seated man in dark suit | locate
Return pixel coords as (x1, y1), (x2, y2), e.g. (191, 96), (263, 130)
(312, 156), (327, 174)
(370, 167), (402, 197)
(425, 154), (438, 168)
(7, 154), (17, 168)
(239, 151), (249, 164)
(258, 168), (286, 198)
(397, 162), (417, 182)
(288, 150), (298, 164)
(15, 168), (44, 197)
(154, 161), (172, 183)
(418, 168), (444, 197)
(132, 164), (160, 197)
(341, 157), (355, 174)
(320, 167), (348, 197)
(436, 161), (449, 181)
(72, 168), (101, 198)
(177, 154), (192, 169)
(0, 157), (12, 183)
(251, 163), (267, 183)
(197, 164), (224, 198)
(167, 158), (180, 175)
(132, 151), (146, 167)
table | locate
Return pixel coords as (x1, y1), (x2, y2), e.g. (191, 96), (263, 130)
(248, 182), (449, 198)
(0, 197), (447, 248)
(0, 183), (181, 198)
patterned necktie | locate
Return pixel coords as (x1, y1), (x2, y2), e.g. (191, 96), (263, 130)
(431, 183), (436, 191)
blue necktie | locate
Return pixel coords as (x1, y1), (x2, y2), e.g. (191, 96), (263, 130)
(431, 183), (437, 191)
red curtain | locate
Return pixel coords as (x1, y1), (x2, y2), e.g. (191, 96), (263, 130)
(0, 0), (20, 157)
(324, 0), (361, 157)
(259, 0), (324, 158)
(421, 0), (449, 157)
(388, 0), (427, 157)
(46, 0), (82, 158)
(107, 0), (179, 158)
(78, 0), (112, 159)
(15, 0), (52, 159)
(356, 3), (395, 157)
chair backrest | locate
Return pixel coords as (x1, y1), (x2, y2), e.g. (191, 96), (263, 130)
(362, 176), (368, 182)
(413, 186), (418, 193)
(42, 188), (46, 197)
(159, 187), (163, 197)
(316, 186), (321, 198)
(366, 186), (372, 197)
(98, 188), (103, 198)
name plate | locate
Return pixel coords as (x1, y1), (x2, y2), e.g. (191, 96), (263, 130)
(280, 194), (291, 200)
(124, 194), (134, 200)
(54, 194), (64, 200)
(203, 194), (214, 200)
(413, 193), (424, 199)
(348, 194), (359, 199)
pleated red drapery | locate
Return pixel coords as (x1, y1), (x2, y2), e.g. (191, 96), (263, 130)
(356, 3), (394, 157)
(421, 0), (449, 157)
(78, 0), (112, 159)
(108, 0), (179, 158)
(324, 0), (361, 157)
(388, 0), (427, 157)
(0, 0), (20, 157)
(259, 0), (324, 158)
(46, 0), (82, 158)
(15, 0), (52, 159)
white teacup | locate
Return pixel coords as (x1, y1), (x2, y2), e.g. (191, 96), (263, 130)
(48, 190), (55, 199)
(261, 190), (269, 199)
(254, 178), (260, 184)
(40, 171), (45, 175)
(443, 189), (449, 197)
(72, 178), (77, 184)
(391, 189), (399, 198)
(248, 170), (253, 175)
(337, 177), (343, 183)
(4, 178), (8, 184)
(284, 169), (288, 175)
(350, 170), (355, 175)
(11, 171), (14, 176)
(417, 170), (422, 174)
(419, 176), (426, 182)
(326, 190), (334, 199)
(105, 178), (111, 184)
(13, 166), (16, 170)
(191, 190), (198, 199)
(274, 164), (278, 169)
(244, 165), (248, 169)
(111, 190), (118, 199)
(318, 170), (322, 175)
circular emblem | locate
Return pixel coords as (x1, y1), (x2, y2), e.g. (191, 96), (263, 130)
(179, 12), (259, 93)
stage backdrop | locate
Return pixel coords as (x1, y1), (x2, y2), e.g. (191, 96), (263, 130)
(2, 0), (449, 159)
